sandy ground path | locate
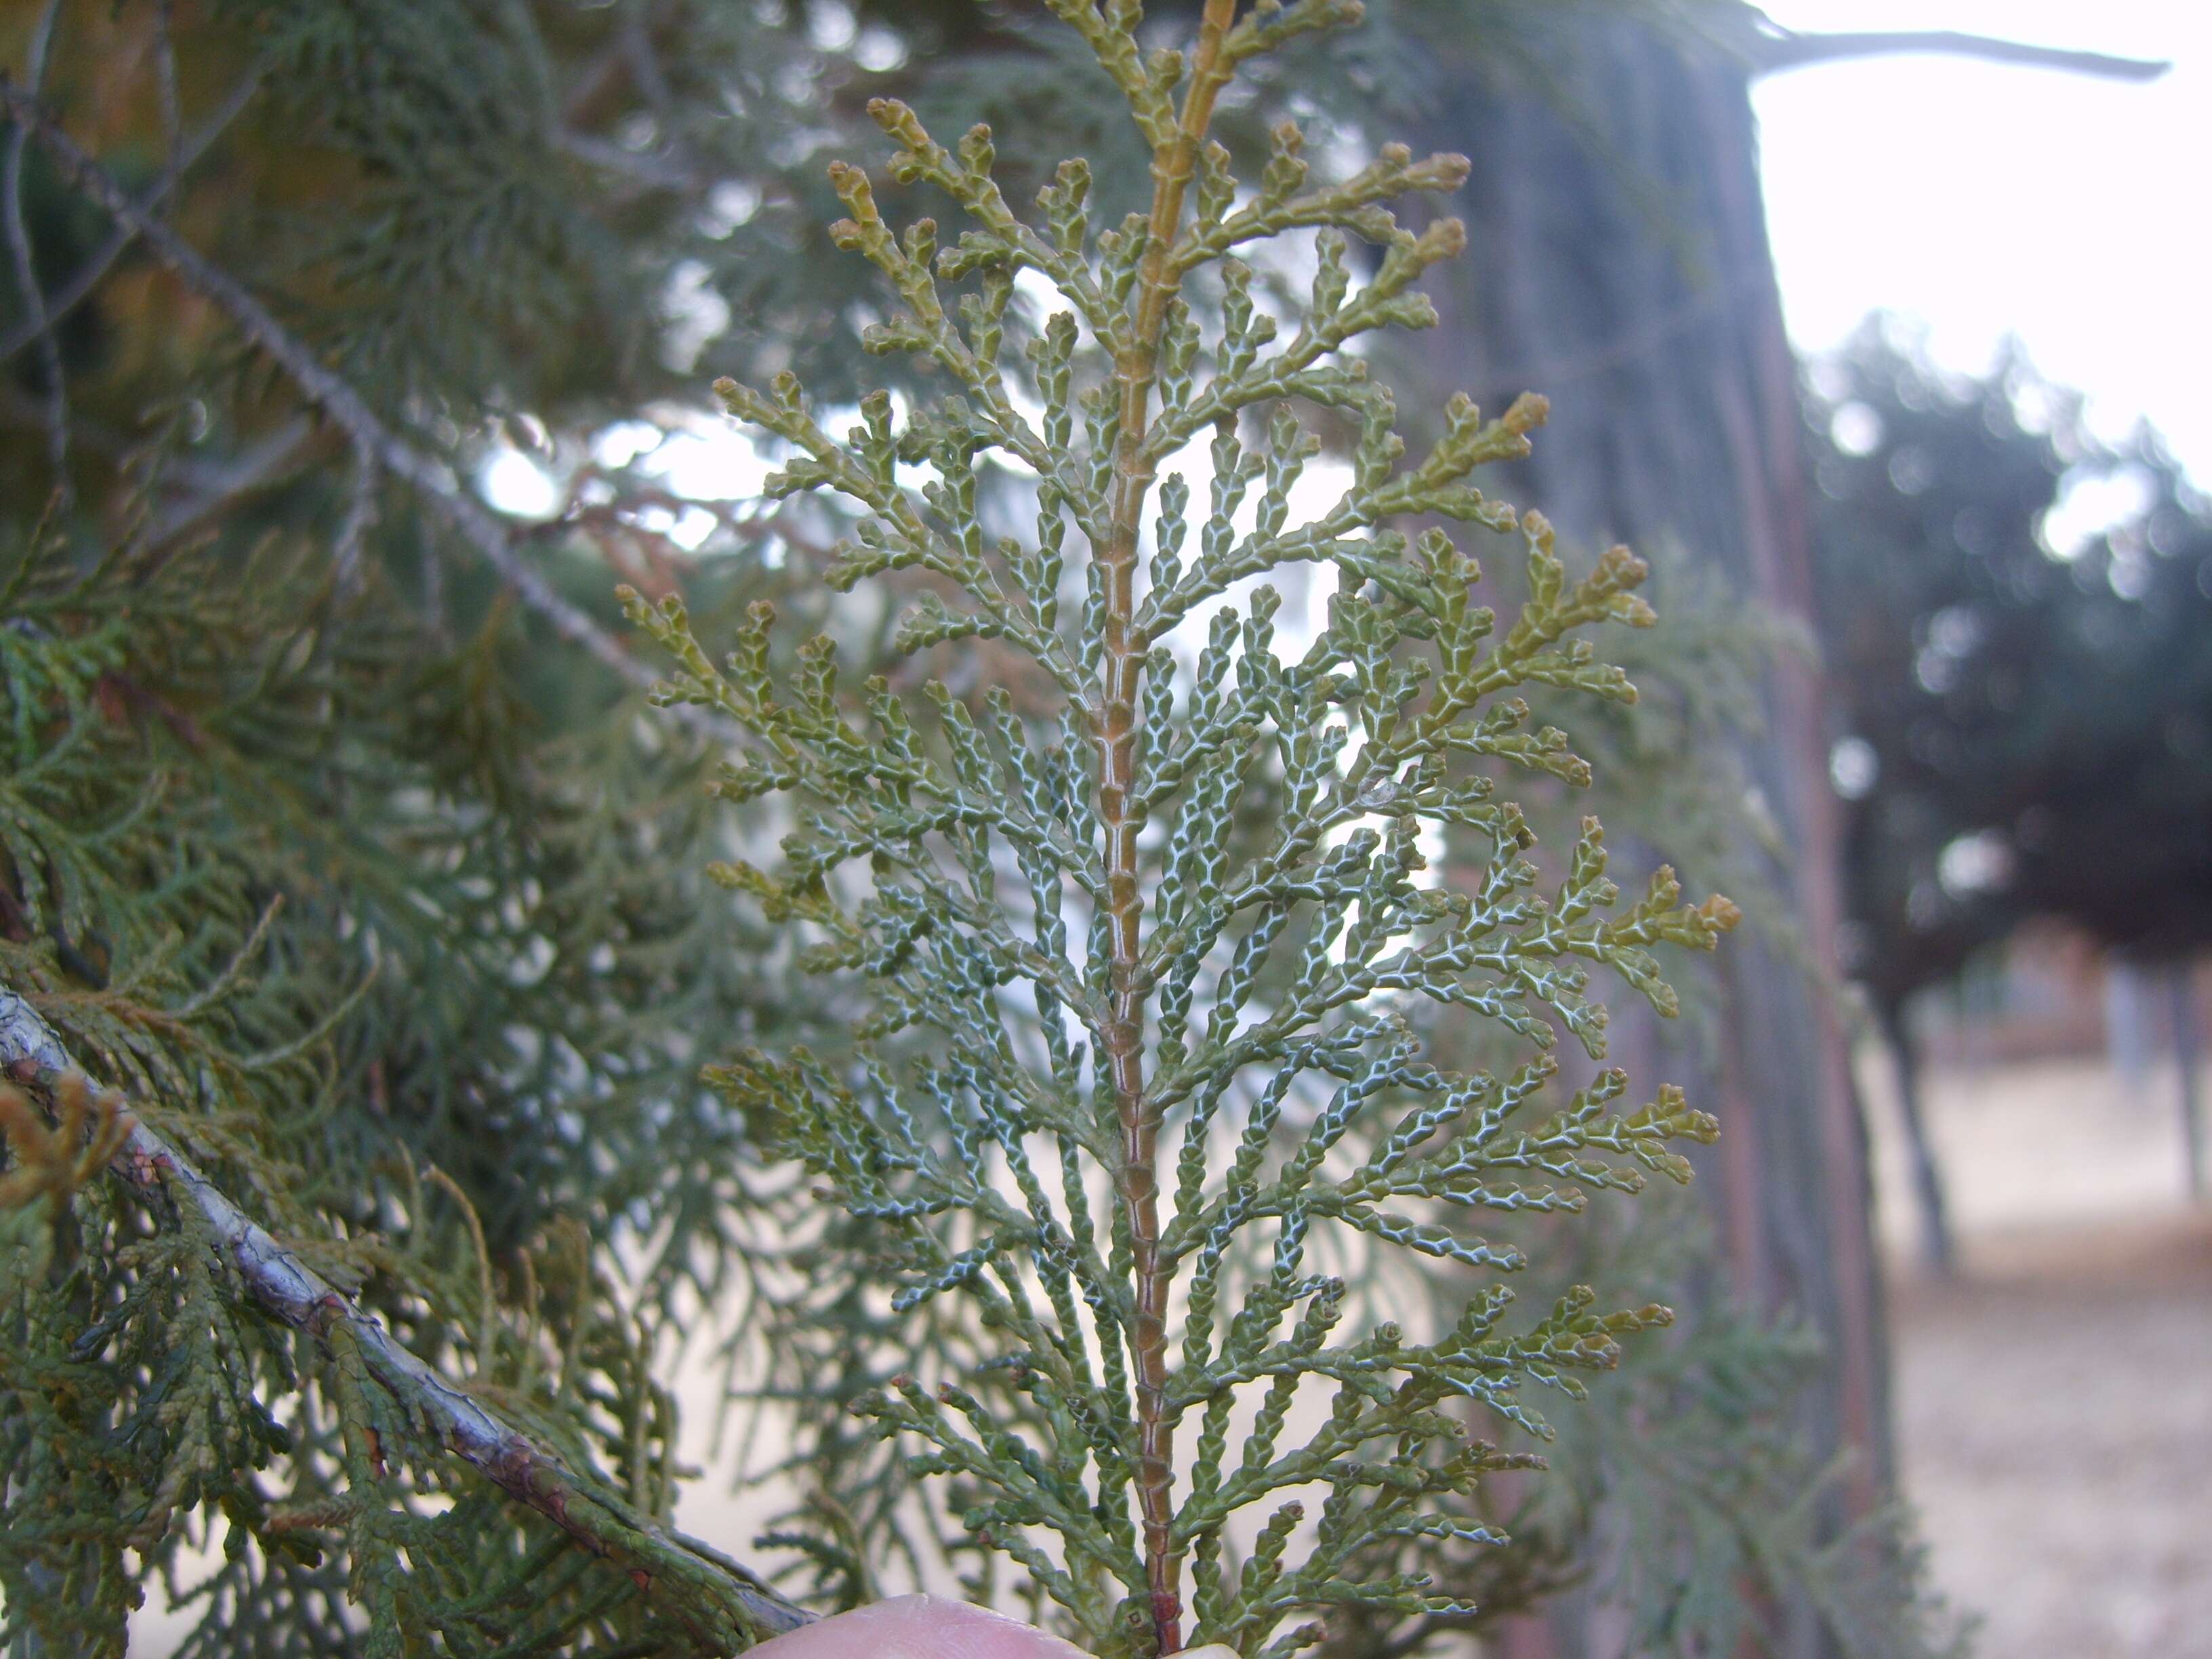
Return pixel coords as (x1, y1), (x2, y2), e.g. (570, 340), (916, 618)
(1865, 1053), (2212, 1658)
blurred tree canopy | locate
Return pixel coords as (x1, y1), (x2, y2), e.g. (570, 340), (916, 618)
(1810, 323), (2212, 991)
(1806, 320), (2212, 1260)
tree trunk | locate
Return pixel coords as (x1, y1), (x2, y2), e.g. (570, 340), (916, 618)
(2171, 964), (2205, 1202)
(1880, 999), (1955, 1274)
(1393, 18), (1889, 1656)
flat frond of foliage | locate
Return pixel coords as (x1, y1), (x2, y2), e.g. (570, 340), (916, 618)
(634, 6), (1739, 1655)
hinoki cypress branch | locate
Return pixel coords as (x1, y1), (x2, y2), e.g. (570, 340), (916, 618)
(0, 984), (812, 1652)
(634, 4), (1742, 1656)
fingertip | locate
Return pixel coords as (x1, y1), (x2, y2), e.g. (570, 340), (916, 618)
(750, 1595), (1094, 1659)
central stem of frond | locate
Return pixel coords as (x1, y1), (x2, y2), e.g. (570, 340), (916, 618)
(1101, 5), (1242, 1655)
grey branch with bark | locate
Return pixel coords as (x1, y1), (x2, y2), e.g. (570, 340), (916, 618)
(0, 983), (813, 1652)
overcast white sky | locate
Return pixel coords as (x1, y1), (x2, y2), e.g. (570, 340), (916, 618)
(1753, 0), (2210, 483)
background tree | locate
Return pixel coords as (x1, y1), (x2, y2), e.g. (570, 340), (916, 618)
(1351, 18), (1881, 1656)
(1807, 321), (2212, 1263)
(1294, 12), (2158, 1652)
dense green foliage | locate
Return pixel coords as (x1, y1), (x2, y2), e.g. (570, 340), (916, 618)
(0, 506), (838, 1652)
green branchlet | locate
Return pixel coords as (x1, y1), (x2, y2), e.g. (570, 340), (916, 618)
(631, 5), (1738, 1655)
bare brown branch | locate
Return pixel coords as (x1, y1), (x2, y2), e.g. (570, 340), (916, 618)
(0, 65), (264, 367)
(3, 1), (71, 494)
(1753, 28), (2169, 82)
